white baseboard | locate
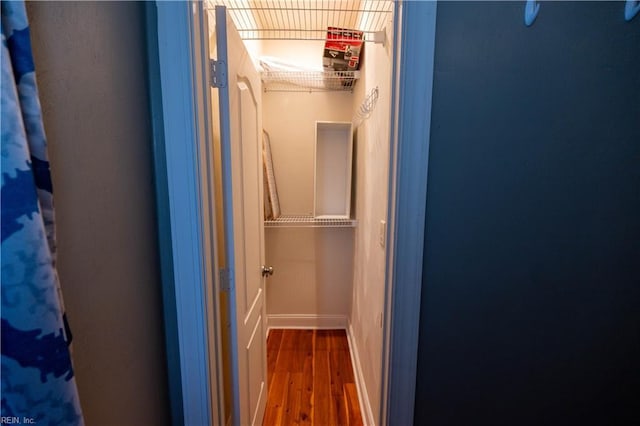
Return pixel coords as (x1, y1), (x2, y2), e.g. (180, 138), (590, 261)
(267, 314), (347, 330)
(347, 322), (375, 426)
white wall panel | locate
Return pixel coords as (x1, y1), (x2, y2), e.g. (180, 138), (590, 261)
(349, 15), (395, 425)
(263, 91), (353, 216)
(265, 228), (354, 319)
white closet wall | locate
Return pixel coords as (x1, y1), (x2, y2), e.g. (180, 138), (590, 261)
(263, 92), (352, 215)
(265, 227), (354, 326)
(262, 40), (356, 327)
(349, 19), (394, 422)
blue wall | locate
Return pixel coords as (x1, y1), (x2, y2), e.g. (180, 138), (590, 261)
(415, 2), (640, 424)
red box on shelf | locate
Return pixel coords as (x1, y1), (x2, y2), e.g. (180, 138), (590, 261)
(323, 27), (364, 72)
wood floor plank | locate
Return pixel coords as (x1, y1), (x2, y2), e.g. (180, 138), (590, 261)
(300, 349), (314, 425)
(335, 342), (356, 384)
(313, 349), (335, 425)
(298, 329), (314, 354)
(282, 372), (303, 425)
(329, 346), (349, 424)
(328, 329), (354, 424)
(315, 329), (330, 350)
(264, 371), (289, 426)
(263, 329), (362, 426)
(267, 329), (283, 387)
(328, 329), (350, 351)
(276, 330), (297, 373)
(344, 383), (363, 426)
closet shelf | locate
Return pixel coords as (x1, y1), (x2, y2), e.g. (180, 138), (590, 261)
(265, 215), (357, 228)
(261, 70), (360, 92)
(206, 1), (393, 42)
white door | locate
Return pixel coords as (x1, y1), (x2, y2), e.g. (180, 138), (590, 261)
(211, 6), (267, 426)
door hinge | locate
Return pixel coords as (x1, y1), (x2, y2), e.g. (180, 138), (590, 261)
(219, 268), (233, 292)
(210, 59), (227, 88)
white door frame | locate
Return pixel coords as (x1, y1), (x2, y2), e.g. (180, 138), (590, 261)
(152, 1), (437, 424)
(381, 1), (437, 424)
(154, 2), (224, 425)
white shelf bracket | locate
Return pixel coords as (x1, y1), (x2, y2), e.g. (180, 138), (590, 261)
(370, 29), (387, 46)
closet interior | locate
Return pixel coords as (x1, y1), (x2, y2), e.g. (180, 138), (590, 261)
(206, 1), (395, 423)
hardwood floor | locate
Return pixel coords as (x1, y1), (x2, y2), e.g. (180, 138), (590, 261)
(263, 329), (363, 426)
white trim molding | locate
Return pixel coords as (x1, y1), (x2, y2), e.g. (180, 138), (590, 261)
(267, 314), (347, 330)
(381, 1), (438, 425)
(154, 2), (223, 425)
(347, 323), (375, 426)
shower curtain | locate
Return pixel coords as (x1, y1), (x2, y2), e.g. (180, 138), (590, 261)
(1, 1), (84, 424)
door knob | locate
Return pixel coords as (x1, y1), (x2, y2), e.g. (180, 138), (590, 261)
(261, 265), (274, 277)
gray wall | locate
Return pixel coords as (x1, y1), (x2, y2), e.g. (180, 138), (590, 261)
(26, 2), (170, 425)
(416, 2), (640, 425)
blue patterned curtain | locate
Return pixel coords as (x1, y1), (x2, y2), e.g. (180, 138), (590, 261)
(1, 1), (84, 424)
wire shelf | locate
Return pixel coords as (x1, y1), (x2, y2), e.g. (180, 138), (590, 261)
(261, 70), (360, 92)
(206, 0), (393, 42)
(265, 215), (357, 228)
